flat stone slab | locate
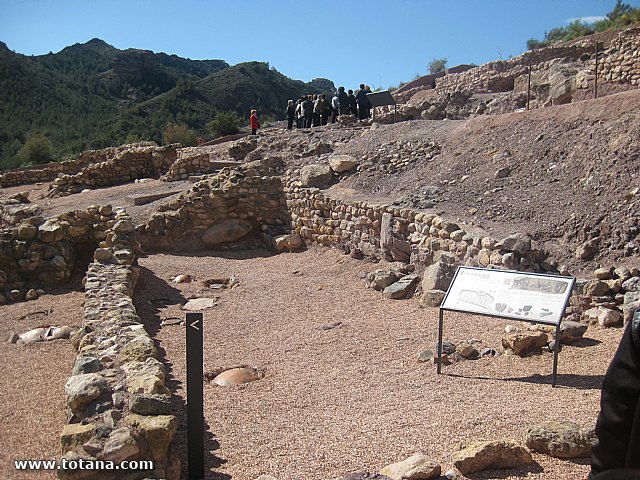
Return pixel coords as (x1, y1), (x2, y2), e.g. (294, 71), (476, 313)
(182, 298), (216, 311)
(127, 190), (182, 206)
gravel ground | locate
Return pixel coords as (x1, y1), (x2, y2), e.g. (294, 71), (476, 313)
(134, 247), (622, 480)
(0, 291), (84, 480)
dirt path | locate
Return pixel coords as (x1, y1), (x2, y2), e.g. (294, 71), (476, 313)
(135, 247), (621, 480)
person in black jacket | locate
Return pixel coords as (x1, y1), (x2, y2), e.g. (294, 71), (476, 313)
(356, 83), (371, 120)
(337, 86), (349, 116)
(347, 89), (357, 116)
(590, 310), (640, 478)
(286, 100), (296, 130)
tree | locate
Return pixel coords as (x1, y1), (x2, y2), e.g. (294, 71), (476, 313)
(206, 111), (243, 138)
(428, 57), (448, 75)
(17, 132), (53, 165)
(163, 122), (197, 146)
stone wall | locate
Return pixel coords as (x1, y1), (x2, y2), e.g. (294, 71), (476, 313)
(160, 147), (242, 182)
(0, 204), (123, 305)
(0, 142), (158, 188)
(429, 26), (639, 96)
(59, 209), (179, 480)
(48, 144), (179, 197)
(598, 26), (640, 85)
(285, 184), (549, 272)
(138, 163), (289, 251)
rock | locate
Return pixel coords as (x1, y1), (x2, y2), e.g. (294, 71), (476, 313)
(421, 261), (454, 292)
(65, 374), (110, 413)
(614, 266), (632, 281)
(112, 219), (135, 233)
(440, 340), (456, 355)
(212, 367), (262, 386)
(101, 427), (140, 463)
(452, 440), (533, 475)
(622, 276), (640, 292)
(418, 349), (434, 363)
(341, 473), (392, 480)
(329, 154), (360, 173)
(419, 289), (446, 308)
(383, 274), (420, 300)
(623, 291), (640, 324)
(183, 298), (216, 311)
(254, 476), (278, 480)
(129, 393), (172, 415)
(379, 452), (441, 480)
(94, 248), (113, 263)
(72, 357), (101, 376)
(123, 358), (170, 396)
(119, 341), (157, 362)
(558, 320), (587, 344)
(125, 414), (177, 462)
(367, 270), (399, 291)
(173, 274), (192, 283)
(495, 167), (511, 179)
(495, 233), (531, 255)
(525, 421), (595, 459)
(456, 341), (477, 358)
(576, 238), (600, 260)
(37, 220), (64, 243)
(202, 219), (252, 246)
(502, 331), (548, 356)
(583, 279), (610, 297)
(24, 289), (39, 301)
(582, 306), (622, 327)
(300, 164), (334, 187)
(274, 233), (303, 251)
(60, 423), (96, 454)
(594, 267), (613, 280)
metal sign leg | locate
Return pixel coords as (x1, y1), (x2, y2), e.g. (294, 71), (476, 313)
(552, 322), (561, 387)
(437, 309), (444, 374)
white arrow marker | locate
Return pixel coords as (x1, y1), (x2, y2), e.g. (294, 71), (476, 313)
(189, 319), (200, 331)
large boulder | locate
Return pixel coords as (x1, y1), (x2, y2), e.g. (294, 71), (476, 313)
(274, 233), (303, 252)
(452, 440), (533, 475)
(300, 164), (334, 187)
(495, 233), (531, 256)
(383, 274), (420, 300)
(420, 261), (454, 292)
(623, 291), (640, 324)
(202, 219), (252, 247)
(367, 270), (400, 291)
(525, 421), (595, 459)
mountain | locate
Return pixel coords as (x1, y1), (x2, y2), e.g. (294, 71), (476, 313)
(0, 39), (332, 169)
(103, 62), (335, 145)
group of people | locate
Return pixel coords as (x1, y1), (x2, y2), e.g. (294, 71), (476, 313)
(286, 84), (374, 130)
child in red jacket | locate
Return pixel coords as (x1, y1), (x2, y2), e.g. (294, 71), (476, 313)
(250, 109), (259, 135)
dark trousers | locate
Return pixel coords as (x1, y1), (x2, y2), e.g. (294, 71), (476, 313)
(331, 109), (338, 123)
(304, 115), (312, 128)
(251, 128), (257, 135)
(287, 117), (294, 129)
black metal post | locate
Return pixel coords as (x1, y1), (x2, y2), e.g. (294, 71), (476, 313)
(187, 312), (204, 480)
(437, 309), (444, 374)
(552, 321), (561, 388)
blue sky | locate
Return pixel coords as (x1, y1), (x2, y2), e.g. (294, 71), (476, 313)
(2, 0), (639, 90)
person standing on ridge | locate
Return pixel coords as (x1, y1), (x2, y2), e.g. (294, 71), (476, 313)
(356, 84), (372, 120)
(250, 109), (259, 135)
(331, 91), (339, 123)
(337, 86), (349, 116)
(347, 89), (357, 116)
(286, 100), (295, 130)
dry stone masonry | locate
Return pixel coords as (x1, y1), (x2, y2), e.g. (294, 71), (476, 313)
(48, 144), (179, 197)
(60, 207), (179, 480)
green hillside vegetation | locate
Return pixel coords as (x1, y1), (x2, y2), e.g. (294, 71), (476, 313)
(0, 39), (227, 169)
(527, 0), (640, 49)
(0, 37), (333, 169)
(104, 62), (333, 146)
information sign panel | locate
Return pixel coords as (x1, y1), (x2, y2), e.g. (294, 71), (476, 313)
(441, 267), (574, 325)
(438, 266), (575, 387)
